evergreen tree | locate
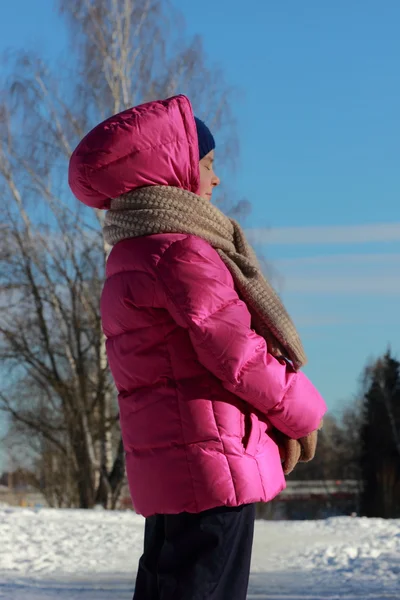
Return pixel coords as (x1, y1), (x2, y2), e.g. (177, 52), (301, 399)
(360, 351), (400, 517)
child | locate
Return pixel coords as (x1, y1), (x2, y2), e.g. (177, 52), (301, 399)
(69, 95), (326, 600)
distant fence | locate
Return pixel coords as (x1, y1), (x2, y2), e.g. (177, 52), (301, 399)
(0, 480), (362, 518)
(257, 480), (362, 519)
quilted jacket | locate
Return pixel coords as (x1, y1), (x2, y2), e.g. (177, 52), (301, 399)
(69, 95), (327, 516)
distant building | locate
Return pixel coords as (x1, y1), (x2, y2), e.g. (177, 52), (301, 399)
(257, 480), (361, 519)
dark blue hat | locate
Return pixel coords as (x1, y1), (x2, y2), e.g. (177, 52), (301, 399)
(194, 117), (215, 160)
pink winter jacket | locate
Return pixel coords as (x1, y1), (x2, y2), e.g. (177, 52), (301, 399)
(69, 95), (327, 517)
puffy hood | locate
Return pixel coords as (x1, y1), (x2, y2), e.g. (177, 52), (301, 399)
(68, 95), (200, 209)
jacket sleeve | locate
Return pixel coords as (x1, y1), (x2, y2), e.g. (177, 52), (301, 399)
(156, 236), (327, 439)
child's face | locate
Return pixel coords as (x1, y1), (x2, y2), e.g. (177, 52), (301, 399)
(198, 151), (220, 201)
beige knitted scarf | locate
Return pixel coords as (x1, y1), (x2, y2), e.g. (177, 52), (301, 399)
(103, 186), (306, 370)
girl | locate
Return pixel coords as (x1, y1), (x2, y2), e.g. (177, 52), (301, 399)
(69, 95), (326, 600)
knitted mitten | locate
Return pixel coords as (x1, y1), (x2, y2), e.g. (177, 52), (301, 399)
(274, 431), (302, 475)
(298, 420), (324, 462)
(297, 431), (316, 462)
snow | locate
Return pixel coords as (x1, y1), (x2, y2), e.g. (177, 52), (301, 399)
(0, 507), (399, 599)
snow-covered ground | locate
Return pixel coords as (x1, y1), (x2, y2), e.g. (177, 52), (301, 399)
(0, 506), (399, 599)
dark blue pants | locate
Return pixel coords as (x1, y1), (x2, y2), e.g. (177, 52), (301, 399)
(133, 503), (256, 600)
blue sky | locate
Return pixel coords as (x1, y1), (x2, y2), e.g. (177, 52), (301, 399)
(1, 1), (399, 430)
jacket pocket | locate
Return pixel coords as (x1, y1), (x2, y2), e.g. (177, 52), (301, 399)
(242, 412), (261, 456)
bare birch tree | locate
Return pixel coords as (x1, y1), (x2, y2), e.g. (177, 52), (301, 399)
(0, 0), (240, 507)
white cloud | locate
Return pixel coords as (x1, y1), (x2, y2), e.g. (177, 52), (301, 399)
(284, 275), (400, 295)
(270, 253), (400, 296)
(247, 223), (400, 245)
(275, 253), (400, 268)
